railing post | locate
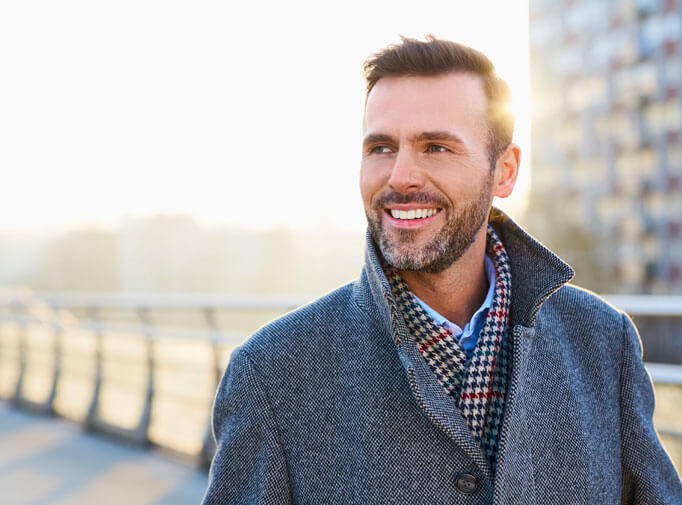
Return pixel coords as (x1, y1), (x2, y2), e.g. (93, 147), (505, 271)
(12, 302), (27, 405)
(45, 307), (63, 414)
(200, 306), (221, 469)
(135, 306), (154, 446)
(85, 307), (103, 429)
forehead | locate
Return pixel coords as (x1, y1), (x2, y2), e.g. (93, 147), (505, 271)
(363, 72), (488, 137)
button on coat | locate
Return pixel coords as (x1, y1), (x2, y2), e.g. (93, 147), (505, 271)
(455, 473), (478, 494)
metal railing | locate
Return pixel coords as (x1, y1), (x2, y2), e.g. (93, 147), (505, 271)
(603, 295), (682, 317)
(0, 291), (310, 467)
(606, 295), (682, 364)
(0, 291), (680, 468)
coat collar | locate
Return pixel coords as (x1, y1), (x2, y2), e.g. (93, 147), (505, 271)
(353, 206), (575, 334)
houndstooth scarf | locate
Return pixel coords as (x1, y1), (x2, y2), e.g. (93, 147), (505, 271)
(385, 225), (513, 469)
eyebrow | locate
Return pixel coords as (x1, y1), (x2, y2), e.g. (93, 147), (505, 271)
(362, 133), (395, 148)
(362, 131), (466, 148)
(411, 131), (466, 145)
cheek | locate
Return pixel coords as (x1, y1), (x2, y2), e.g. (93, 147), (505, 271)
(427, 158), (490, 195)
(359, 162), (387, 208)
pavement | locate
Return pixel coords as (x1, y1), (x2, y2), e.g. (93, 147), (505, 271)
(0, 402), (208, 505)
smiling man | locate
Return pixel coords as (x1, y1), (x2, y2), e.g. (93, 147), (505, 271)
(202, 36), (681, 504)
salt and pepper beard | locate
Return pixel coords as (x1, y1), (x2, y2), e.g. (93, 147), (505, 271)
(366, 174), (494, 274)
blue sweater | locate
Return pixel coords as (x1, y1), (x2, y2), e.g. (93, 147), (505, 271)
(202, 208), (681, 504)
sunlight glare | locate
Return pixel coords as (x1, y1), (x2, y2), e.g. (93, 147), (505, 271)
(0, 0), (530, 233)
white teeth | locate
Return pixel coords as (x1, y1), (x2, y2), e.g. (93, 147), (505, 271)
(389, 208), (438, 220)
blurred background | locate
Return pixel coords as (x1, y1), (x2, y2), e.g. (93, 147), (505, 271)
(0, 0), (680, 503)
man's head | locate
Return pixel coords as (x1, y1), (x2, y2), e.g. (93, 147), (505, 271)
(359, 36), (520, 274)
(362, 35), (514, 168)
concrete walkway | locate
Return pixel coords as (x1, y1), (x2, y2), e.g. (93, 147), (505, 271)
(0, 402), (208, 505)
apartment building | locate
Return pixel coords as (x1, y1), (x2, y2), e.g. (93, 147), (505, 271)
(529, 0), (682, 293)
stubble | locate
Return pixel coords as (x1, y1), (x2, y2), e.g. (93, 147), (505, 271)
(367, 176), (493, 274)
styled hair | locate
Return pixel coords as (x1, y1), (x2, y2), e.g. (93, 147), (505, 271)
(362, 35), (514, 166)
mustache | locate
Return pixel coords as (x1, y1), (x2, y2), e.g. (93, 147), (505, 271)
(373, 191), (449, 209)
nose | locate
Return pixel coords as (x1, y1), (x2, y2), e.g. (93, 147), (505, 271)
(387, 149), (425, 194)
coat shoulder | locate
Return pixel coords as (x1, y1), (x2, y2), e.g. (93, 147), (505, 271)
(238, 281), (367, 369)
(537, 283), (630, 354)
(545, 283), (626, 325)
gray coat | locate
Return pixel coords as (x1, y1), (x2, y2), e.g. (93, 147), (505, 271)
(202, 208), (682, 504)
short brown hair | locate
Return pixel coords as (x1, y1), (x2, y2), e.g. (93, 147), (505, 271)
(362, 35), (514, 166)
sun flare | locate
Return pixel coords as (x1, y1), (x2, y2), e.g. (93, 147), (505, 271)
(0, 0), (530, 232)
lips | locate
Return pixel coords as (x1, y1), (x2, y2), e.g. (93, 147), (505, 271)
(373, 191), (448, 228)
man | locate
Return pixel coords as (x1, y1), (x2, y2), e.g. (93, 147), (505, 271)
(202, 36), (681, 504)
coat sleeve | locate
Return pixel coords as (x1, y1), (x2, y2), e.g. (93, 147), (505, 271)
(201, 346), (292, 505)
(619, 314), (682, 504)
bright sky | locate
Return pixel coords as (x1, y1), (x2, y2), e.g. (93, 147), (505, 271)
(0, 0), (530, 233)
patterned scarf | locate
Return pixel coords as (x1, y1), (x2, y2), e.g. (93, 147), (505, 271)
(385, 225), (513, 469)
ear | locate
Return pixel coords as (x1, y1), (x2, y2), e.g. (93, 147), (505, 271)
(493, 143), (520, 198)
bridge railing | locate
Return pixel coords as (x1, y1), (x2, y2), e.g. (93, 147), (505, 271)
(0, 291), (680, 468)
(0, 291), (309, 467)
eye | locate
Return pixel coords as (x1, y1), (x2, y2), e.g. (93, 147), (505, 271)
(369, 145), (393, 154)
(426, 144), (450, 153)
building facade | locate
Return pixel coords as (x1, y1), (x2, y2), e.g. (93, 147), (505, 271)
(529, 0), (682, 294)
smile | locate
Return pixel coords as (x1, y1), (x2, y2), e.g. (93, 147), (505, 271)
(387, 208), (440, 220)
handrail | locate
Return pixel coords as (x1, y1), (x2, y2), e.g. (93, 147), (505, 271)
(2, 292), (311, 311)
(3, 314), (244, 342)
(0, 292), (678, 316)
(646, 363), (682, 385)
(603, 295), (682, 317)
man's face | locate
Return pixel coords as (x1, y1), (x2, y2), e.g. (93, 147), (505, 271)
(360, 72), (497, 274)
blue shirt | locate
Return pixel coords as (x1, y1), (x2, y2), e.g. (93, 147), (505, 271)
(413, 254), (495, 356)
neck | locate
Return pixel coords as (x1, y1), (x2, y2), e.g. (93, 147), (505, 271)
(399, 224), (489, 329)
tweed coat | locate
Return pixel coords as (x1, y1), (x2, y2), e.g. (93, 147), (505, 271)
(202, 208), (682, 505)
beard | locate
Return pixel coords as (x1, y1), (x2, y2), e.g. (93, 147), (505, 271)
(366, 176), (493, 274)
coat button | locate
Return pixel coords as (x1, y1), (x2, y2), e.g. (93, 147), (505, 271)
(454, 473), (478, 494)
